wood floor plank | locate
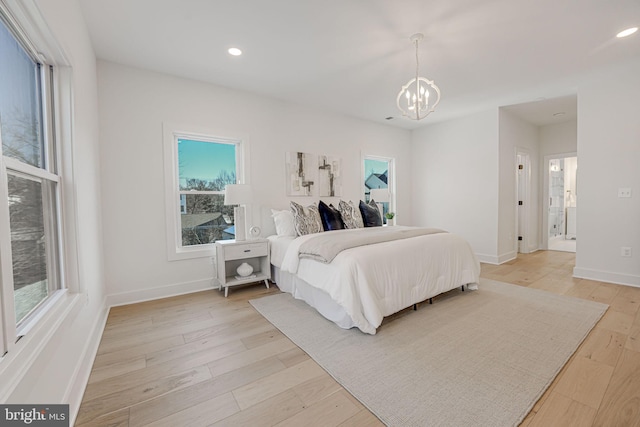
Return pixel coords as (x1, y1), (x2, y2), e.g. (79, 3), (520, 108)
(129, 356), (286, 426)
(241, 328), (286, 349)
(574, 327), (625, 367)
(291, 373), (342, 406)
(88, 356), (146, 384)
(145, 335), (246, 367)
(626, 324), (640, 353)
(208, 337), (297, 377)
(92, 335), (185, 369)
(232, 358), (327, 410)
(553, 356), (615, 409)
(596, 309), (635, 335)
(528, 392), (597, 427)
(592, 349), (640, 427)
(77, 365), (211, 425)
(273, 390), (361, 427)
(84, 342), (245, 402)
(75, 407), (130, 427)
(277, 346), (311, 368)
(211, 390), (306, 427)
(144, 392), (239, 427)
(338, 410), (385, 427)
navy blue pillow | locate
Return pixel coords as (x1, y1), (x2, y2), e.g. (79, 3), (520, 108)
(359, 199), (382, 227)
(318, 200), (345, 231)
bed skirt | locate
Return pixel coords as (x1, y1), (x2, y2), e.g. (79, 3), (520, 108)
(271, 265), (356, 330)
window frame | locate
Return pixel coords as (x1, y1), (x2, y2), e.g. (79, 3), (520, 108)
(163, 122), (249, 261)
(361, 154), (396, 221)
(0, 0), (79, 365)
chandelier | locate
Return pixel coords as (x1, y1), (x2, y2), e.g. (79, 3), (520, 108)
(397, 33), (441, 120)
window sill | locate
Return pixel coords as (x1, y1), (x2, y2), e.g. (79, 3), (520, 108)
(0, 290), (82, 401)
(168, 245), (216, 261)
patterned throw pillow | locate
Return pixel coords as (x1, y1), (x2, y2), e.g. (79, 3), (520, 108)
(359, 199), (382, 227)
(290, 201), (323, 236)
(338, 200), (364, 229)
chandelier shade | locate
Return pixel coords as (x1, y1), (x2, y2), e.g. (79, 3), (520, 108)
(397, 33), (440, 120)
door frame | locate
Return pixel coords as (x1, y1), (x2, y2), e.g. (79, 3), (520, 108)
(515, 149), (531, 254)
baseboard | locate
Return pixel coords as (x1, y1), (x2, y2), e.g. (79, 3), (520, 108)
(498, 251), (517, 264)
(475, 251), (516, 265)
(475, 253), (499, 264)
(65, 296), (110, 426)
(573, 267), (640, 287)
(106, 278), (216, 307)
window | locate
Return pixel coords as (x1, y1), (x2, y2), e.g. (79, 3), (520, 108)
(0, 12), (63, 351)
(363, 155), (395, 222)
(163, 124), (246, 260)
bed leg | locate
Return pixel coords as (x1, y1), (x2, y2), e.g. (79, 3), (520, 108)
(461, 285), (465, 292)
(429, 298), (433, 305)
(413, 304), (417, 311)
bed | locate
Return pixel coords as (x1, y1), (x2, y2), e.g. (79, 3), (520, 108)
(267, 225), (480, 335)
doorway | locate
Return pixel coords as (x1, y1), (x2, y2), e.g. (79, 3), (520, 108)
(544, 154), (577, 252)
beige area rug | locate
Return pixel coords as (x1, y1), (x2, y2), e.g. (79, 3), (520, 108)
(250, 278), (608, 427)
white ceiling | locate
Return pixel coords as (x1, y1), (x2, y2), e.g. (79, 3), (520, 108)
(78, 0), (640, 129)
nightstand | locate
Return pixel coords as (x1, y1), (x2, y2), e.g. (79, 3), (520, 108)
(213, 239), (271, 297)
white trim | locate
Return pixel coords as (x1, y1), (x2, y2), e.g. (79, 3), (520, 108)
(0, 0), (85, 404)
(162, 122), (250, 261)
(64, 297), (109, 426)
(475, 251), (517, 265)
(515, 148), (531, 254)
(106, 277), (215, 308)
(3, 157), (59, 182)
(0, 292), (81, 401)
(573, 267), (640, 287)
(361, 153), (396, 221)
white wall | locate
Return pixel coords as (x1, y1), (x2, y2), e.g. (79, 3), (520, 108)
(3, 0), (107, 418)
(575, 60), (640, 286)
(97, 61), (412, 302)
(498, 109), (540, 259)
(411, 109), (500, 262)
(540, 119), (577, 156)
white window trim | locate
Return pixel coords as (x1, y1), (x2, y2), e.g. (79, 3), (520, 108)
(162, 122), (250, 261)
(362, 153), (396, 217)
(0, 0), (82, 397)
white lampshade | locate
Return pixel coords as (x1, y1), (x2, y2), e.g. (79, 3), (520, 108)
(369, 188), (390, 203)
(224, 184), (253, 205)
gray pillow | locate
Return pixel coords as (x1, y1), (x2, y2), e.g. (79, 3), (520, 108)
(359, 199), (382, 227)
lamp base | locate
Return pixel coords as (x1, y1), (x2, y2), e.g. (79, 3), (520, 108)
(234, 206), (246, 241)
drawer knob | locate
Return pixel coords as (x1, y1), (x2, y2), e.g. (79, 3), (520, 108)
(244, 249), (251, 253)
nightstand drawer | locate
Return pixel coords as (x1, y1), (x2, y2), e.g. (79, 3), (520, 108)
(223, 242), (268, 260)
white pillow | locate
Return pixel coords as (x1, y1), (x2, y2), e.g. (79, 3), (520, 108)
(271, 209), (296, 236)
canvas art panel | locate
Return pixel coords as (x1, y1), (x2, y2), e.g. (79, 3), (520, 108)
(318, 155), (342, 197)
(286, 151), (317, 196)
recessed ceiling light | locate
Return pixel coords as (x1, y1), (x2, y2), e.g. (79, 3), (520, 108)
(228, 47), (242, 56)
(616, 27), (638, 38)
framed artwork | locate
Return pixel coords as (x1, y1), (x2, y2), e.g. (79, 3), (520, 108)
(286, 151), (316, 196)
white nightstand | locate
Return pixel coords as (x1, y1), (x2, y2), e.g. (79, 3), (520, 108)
(213, 239), (271, 297)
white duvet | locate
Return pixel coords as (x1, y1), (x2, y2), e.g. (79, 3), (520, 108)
(281, 227), (481, 334)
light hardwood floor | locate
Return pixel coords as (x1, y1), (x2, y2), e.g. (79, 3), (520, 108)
(76, 251), (640, 426)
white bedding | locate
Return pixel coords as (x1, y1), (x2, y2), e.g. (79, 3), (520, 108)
(280, 227), (481, 334)
(267, 235), (296, 268)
